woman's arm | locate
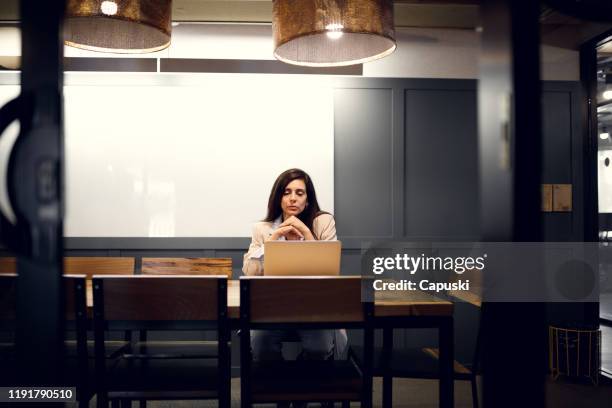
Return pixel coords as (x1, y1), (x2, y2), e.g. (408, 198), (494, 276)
(242, 223), (265, 276)
(313, 213), (337, 241)
(242, 222), (307, 275)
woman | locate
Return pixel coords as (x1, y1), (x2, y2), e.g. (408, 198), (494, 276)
(242, 168), (346, 361)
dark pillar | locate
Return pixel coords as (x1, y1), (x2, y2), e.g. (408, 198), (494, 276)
(478, 0), (546, 406)
(10, 0), (65, 387)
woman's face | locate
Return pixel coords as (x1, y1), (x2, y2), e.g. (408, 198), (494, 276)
(281, 178), (308, 220)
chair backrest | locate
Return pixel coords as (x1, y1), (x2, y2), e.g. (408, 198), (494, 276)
(93, 275), (226, 322)
(142, 257), (232, 279)
(241, 276), (366, 324)
(0, 274), (87, 349)
(0, 273), (86, 321)
(64, 257), (134, 278)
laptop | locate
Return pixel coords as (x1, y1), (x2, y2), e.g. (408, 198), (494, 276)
(263, 240), (342, 276)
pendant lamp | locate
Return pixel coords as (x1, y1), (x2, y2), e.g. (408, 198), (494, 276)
(273, 0), (396, 67)
(65, 0), (172, 53)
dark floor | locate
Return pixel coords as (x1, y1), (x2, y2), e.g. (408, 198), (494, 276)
(69, 375), (612, 408)
(546, 375), (612, 408)
(74, 377), (477, 408)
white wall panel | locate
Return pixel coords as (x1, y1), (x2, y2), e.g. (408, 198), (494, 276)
(0, 75), (335, 237)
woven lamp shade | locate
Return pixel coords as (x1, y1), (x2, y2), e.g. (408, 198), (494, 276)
(65, 0), (172, 53)
(273, 0), (396, 67)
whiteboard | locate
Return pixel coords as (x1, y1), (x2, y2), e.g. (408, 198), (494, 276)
(0, 74), (334, 237)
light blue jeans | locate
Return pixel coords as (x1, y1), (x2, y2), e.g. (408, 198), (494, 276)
(251, 330), (335, 361)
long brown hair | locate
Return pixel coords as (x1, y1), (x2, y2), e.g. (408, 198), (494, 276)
(264, 168), (326, 233)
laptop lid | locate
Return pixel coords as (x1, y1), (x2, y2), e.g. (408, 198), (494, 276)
(263, 241), (342, 276)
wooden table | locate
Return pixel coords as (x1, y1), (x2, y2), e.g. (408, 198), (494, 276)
(87, 279), (454, 408)
(87, 279), (452, 319)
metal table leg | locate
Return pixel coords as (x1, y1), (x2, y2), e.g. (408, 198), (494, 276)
(439, 317), (454, 408)
(382, 327), (393, 408)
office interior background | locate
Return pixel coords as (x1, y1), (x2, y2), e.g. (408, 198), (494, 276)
(1, 0), (612, 407)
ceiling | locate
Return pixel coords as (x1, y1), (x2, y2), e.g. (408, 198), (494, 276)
(601, 42), (612, 53)
(173, 0), (482, 28)
(0, 0), (610, 50)
(0, 0), (480, 27)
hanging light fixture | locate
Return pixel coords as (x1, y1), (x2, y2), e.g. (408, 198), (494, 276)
(272, 0), (396, 67)
(64, 0), (172, 53)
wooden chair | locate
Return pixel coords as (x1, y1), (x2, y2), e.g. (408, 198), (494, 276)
(240, 276), (374, 408)
(0, 256), (135, 355)
(138, 257), (233, 353)
(355, 284), (482, 408)
(64, 275), (93, 408)
(93, 275), (230, 408)
(142, 257), (232, 279)
(64, 256), (135, 351)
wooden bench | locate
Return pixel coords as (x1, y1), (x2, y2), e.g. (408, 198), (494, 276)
(1, 256), (136, 277)
(142, 257), (232, 279)
(64, 257), (135, 277)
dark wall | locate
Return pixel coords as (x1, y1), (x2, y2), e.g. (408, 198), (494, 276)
(334, 78), (481, 246)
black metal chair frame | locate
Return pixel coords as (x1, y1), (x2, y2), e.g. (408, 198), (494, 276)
(66, 275), (93, 408)
(93, 276), (230, 408)
(377, 306), (480, 408)
(239, 278), (374, 408)
(0, 273), (17, 385)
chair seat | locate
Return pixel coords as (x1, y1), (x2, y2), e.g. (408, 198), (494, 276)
(105, 358), (220, 399)
(421, 347), (472, 376)
(250, 360), (363, 402)
(122, 340), (220, 359)
(351, 346), (473, 379)
(65, 339), (129, 358)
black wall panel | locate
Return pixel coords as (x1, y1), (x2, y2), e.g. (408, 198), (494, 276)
(333, 88), (394, 239)
(404, 89), (479, 239)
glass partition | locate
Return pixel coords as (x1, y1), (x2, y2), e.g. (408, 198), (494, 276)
(596, 37), (612, 378)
